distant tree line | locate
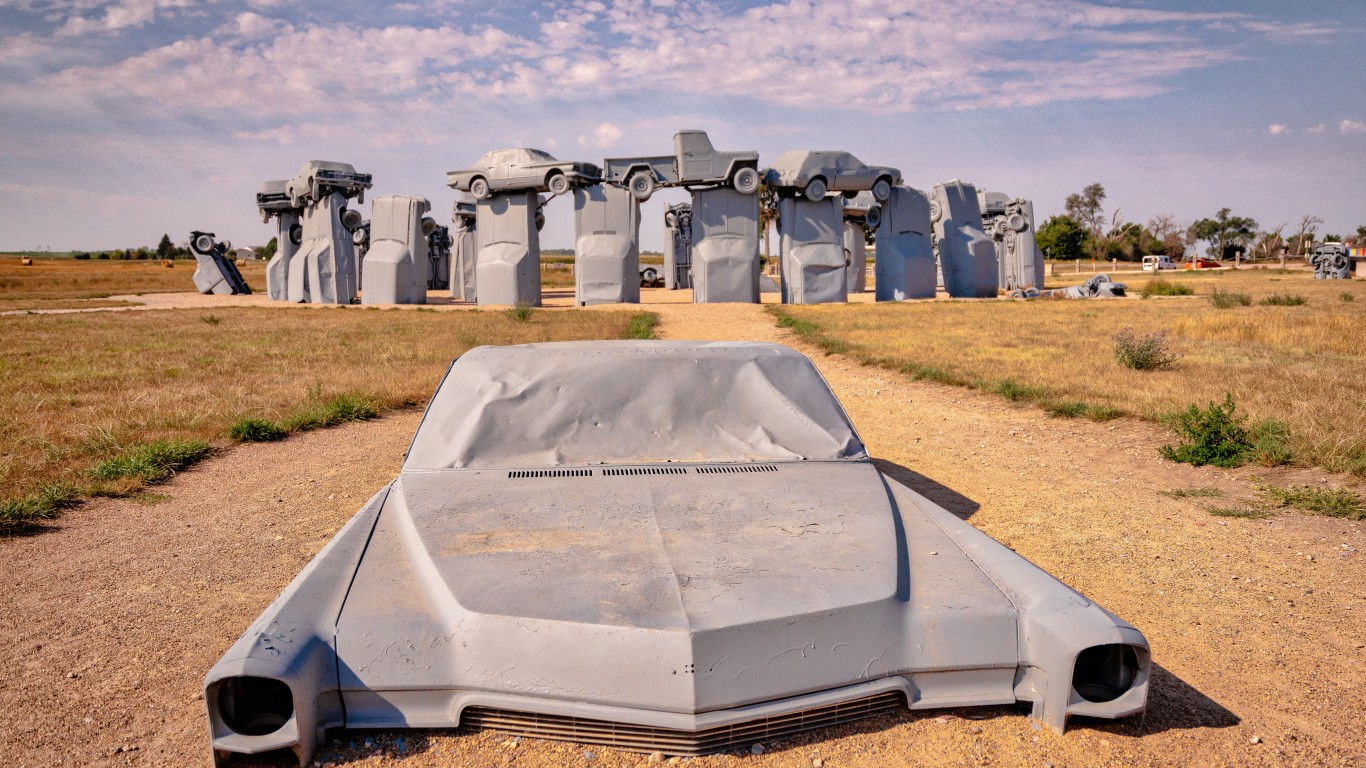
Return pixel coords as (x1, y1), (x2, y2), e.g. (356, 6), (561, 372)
(1035, 183), (1363, 263)
(71, 234), (275, 262)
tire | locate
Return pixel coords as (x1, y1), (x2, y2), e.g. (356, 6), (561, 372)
(1007, 213), (1027, 232)
(547, 172), (570, 196)
(732, 167), (760, 195)
(664, 210), (678, 228)
(288, 224), (302, 245)
(340, 208), (363, 230)
(871, 176), (892, 202)
(804, 177), (827, 202)
(994, 219), (1011, 237)
(928, 200), (942, 222)
(535, 210), (545, 232)
(641, 268), (658, 287)
(470, 177), (491, 200)
(194, 234), (214, 253)
(865, 205), (882, 230)
(629, 171), (655, 201)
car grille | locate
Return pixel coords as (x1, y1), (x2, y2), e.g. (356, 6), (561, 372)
(460, 691), (904, 755)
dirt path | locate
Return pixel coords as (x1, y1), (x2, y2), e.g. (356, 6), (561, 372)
(1, 300), (1361, 768)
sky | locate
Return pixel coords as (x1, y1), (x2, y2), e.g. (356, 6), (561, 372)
(1, 0), (1363, 253)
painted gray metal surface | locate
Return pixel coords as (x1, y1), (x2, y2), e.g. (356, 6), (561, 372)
(205, 341), (1150, 767)
(573, 184), (641, 305)
(447, 148), (601, 200)
(604, 130), (760, 201)
(690, 187), (760, 303)
(427, 223), (451, 291)
(450, 198), (477, 302)
(766, 151), (901, 202)
(841, 191), (878, 294)
(361, 195), (431, 305)
(979, 191), (1045, 291)
(285, 161), (371, 305)
(874, 186), (936, 301)
(474, 191), (541, 307)
(189, 231), (251, 295)
(257, 180), (301, 301)
(931, 181), (998, 298)
(1060, 273), (1127, 298)
(663, 203), (693, 290)
(1309, 242), (1352, 279)
(778, 196), (847, 304)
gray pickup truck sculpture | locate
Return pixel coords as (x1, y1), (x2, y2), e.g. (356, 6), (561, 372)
(604, 130), (761, 201)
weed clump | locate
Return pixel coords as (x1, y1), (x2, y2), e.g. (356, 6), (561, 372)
(1209, 287), (1252, 308)
(1140, 279), (1194, 298)
(1113, 328), (1178, 371)
(1160, 487), (1222, 499)
(90, 439), (212, 484)
(624, 313), (659, 340)
(1340, 292), (1355, 303)
(1206, 505), (1273, 519)
(0, 484), (80, 529)
(1262, 485), (1364, 520)
(1044, 401), (1089, 418)
(1160, 394), (1252, 468)
(283, 394), (379, 433)
(1247, 419), (1293, 466)
(991, 379), (1043, 402)
(506, 303), (534, 322)
(1260, 293), (1307, 306)
(229, 417), (287, 442)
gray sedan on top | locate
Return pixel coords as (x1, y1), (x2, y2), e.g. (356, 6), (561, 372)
(447, 148), (602, 200)
(766, 150), (901, 203)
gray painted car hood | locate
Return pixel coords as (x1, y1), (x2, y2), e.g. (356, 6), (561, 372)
(335, 460), (1017, 714)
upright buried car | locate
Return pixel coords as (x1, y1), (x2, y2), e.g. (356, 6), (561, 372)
(447, 148), (602, 199)
(205, 341), (1149, 766)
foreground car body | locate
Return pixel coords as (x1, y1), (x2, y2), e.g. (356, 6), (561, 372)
(205, 341), (1149, 766)
(446, 148), (602, 199)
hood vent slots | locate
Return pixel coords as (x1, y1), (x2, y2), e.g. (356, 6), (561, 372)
(694, 464), (779, 474)
(602, 467), (688, 476)
(507, 469), (594, 479)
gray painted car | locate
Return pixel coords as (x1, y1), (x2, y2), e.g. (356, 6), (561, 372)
(766, 151), (902, 203)
(447, 148), (602, 200)
(604, 129), (761, 201)
(204, 341), (1150, 766)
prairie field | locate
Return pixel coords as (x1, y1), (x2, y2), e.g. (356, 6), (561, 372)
(773, 269), (1365, 476)
(0, 305), (652, 524)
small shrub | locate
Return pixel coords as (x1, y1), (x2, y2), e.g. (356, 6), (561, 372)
(1340, 292), (1355, 303)
(201, 314), (220, 325)
(90, 439), (212, 484)
(897, 362), (963, 386)
(1044, 401), (1088, 418)
(624, 313), (659, 340)
(506, 304), (534, 322)
(1209, 288), (1252, 308)
(229, 417), (287, 442)
(1159, 393), (1252, 468)
(1260, 293), (1307, 306)
(1140, 279), (1194, 298)
(1113, 328), (1179, 371)
(0, 484), (80, 529)
(1160, 487), (1222, 499)
(1262, 485), (1364, 520)
(283, 394), (379, 432)
(1247, 420), (1292, 467)
(1206, 505), (1273, 520)
(1086, 406), (1127, 421)
(992, 379), (1043, 402)
(776, 314), (819, 335)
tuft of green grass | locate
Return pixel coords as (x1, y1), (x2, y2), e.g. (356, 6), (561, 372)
(0, 483), (80, 529)
(1160, 486), (1223, 499)
(896, 362), (963, 385)
(228, 417), (287, 443)
(1140, 279), (1194, 298)
(282, 394), (379, 433)
(991, 379), (1044, 402)
(1262, 485), (1364, 520)
(1044, 401), (1089, 418)
(1209, 287), (1252, 308)
(1247, 419), (1293, 467)
(90, 439), (212, 484)
(201, 314), (220, 325)
(1260, 293), (1308, 306)
(506, 303), (534, 322)
(1206, 505), (1273, 519)
(1113, 327), (1179, 371)
(624, 313), (659, 340)
(1086, 406), (1127, 421)
(1160, 393), (1252, 468)
(1340, 292), (1355, 303)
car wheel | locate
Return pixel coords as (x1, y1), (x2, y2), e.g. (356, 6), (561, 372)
(288, 224), (302, 246)
(871, 177), (892, 202)
(664, 210), (678, 228)
(641, 267), (658, 286)
(732, 167), (760, 195)
(470, 177), (491, 200)
(1007, 213), (1027, 232)
(194, 234), (215, 254)
(928, 200), (942, 222)
(340, 208), (364, 230)
(629, 171), (655, 201)
(804, 177), (827, 202)
(547, 173), (570, 196)
(865, 204), (882, 230)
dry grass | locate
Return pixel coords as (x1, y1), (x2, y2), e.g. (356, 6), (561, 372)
(0, 255), (252, 305)
(772, 270), (1366, 476)
(0, 305), (651, 526)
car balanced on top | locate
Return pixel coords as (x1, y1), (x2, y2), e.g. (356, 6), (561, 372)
(447, 148), (603, 200)
(603, 129), (761, 201)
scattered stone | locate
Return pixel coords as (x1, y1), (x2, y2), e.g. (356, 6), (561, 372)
(934, 714), (956, 723)
(751, 743), (765, 755)
(812, 759), (824, 768)
(192, 692), (203, 701)
(969, 726), (983, 734)
(1250, 735), (1262, 744)
(115, 745), (138, 753)
(648, 751), (665, 764)
(66, 672), (78, 679)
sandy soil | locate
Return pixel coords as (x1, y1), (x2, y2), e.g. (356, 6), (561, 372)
(1, 295), (1362, 768)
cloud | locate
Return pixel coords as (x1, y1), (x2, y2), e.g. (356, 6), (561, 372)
(1305, 123), (1326, 135)
(1340, 119), (1366, 135)
(579, 121), (623, 149)
(55, 0), (194, 36)
(1267, 124), (1288, 135)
